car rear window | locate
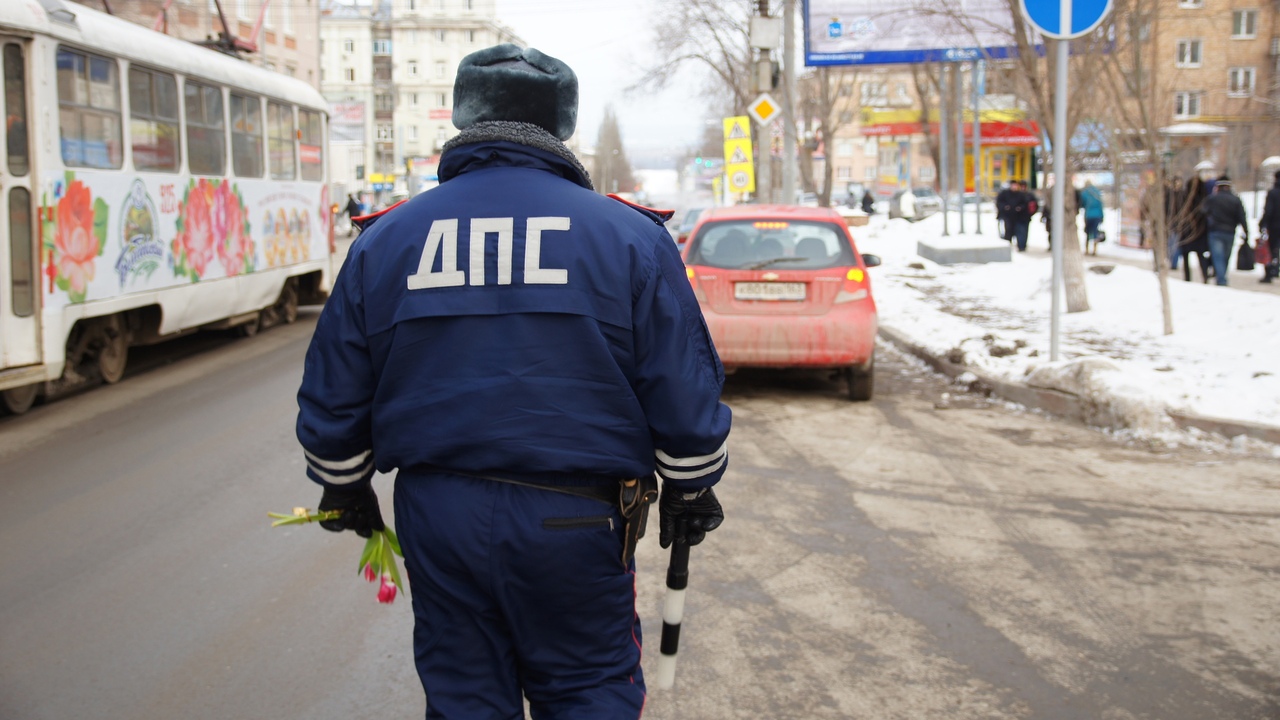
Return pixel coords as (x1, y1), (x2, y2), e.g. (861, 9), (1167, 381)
(686, 219), (855, 270)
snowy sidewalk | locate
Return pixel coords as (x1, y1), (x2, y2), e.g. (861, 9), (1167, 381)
(855, 209), (1280, 451)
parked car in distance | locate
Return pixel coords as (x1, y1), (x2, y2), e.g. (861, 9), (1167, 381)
(887, 187), (943, 220)
(675, 207), (707, 250)
(681, 205), (881, 400)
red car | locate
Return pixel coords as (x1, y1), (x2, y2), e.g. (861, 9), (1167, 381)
(680, 205), (881, 400)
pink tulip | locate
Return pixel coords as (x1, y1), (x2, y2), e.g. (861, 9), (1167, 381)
(377, 575), (397, 604)
(363, 564), (377, 582)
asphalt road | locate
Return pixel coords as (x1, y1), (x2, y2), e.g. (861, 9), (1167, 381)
(1, 314), (1276, 719)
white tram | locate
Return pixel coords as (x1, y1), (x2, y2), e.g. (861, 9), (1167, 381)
(0, 0), (334, 413)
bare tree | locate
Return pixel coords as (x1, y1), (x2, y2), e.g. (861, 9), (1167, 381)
(797, 67), (862, 206)
(633, 0), (756, 118)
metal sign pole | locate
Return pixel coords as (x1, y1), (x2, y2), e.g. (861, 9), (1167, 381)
(1049, 2), (1071, 362)
(956, 62), (965, 234)
(940, 67), (950, 236)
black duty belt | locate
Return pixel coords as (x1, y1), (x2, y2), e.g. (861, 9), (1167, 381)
(455, 471), (658, 566)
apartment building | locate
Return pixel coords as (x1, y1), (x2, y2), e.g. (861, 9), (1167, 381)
(1147, 0), (1279, 181)
(72, 0), (321, 87)
(320, 0), (521, 201)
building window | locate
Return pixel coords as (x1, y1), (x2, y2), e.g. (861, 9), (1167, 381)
(466, 0), (473, 8)
(836, 166), (851, 179)
(184, 81), (225, 175)
(56, 47), (123, 169)
(373, 39), (391, 55)
(436, 126), (447, 142)
(344, 67), (355, 82)
(834, 139), (854, 157)
(863, 166), (876, 181)
(1174, 91), (1202, 118)
(343, 38), (354, 53)
(376, 93), (394, 111)
(230, 93), (263, 178)
(860, 81), (887, 106)
(1228, 67), (1255, 96)
(408, 92), (419, 107)
(1177, 0), (1202, 7)
(408, 0), (416, 9)
(466, 29), (476, 43)
(436, 61), (446, 78)
(436, 92), (447, 108)
(1232, 10), (1257, 38)
(863, 138), (878, 157)
(435, 29), (447, 42)
(919, 165), (935, 181)
(1175, 39), (1201, 67)
(128, 66), (180, 172)
(408, 29), (417, 44)
(408, 60), (418, 77)
(409, 125), (418, 140)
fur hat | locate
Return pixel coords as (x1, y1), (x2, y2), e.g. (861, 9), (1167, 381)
(452, 44), (578, 141)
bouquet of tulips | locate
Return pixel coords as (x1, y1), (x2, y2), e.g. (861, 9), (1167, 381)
(269, 507), (404, 604)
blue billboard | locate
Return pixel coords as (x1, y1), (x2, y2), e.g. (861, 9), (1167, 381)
(804, 0), (1021, 66)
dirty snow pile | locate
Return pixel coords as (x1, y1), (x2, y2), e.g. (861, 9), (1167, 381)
(855, 208), (1280, 443)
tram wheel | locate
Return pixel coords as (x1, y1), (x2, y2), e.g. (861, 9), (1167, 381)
(2, 384), (39, 415)
(97, 316), (129, 384)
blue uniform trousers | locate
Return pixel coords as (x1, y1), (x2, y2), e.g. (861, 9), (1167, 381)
(394, 471), (646, 719)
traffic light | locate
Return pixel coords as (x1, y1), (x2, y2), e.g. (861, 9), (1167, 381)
(695, 156), (703, 166)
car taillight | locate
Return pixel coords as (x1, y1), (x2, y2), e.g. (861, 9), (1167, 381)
(686, 266), (707, 302)
(835, 267), (869, 303)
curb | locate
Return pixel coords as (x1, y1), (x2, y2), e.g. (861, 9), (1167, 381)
(878, 325), (1280, 445)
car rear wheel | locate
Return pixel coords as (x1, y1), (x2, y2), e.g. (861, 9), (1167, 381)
(846, 357), (874, 401)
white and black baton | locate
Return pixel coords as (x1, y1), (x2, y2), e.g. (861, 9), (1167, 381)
(655, 522), (691, 690)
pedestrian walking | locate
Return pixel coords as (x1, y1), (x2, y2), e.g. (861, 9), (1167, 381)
(1178, 177), (1213, 282)
(1041, 183), (1080, 250)
(295, 44), (731, 718)
(342, 193), (362, 237)
(861, 189), (875, 215)
(1259, 169), (1280, 284)
(1200, 175), (1249, 286)
(998, 181), (1035, 252)
(1081, 181), (1105, 255)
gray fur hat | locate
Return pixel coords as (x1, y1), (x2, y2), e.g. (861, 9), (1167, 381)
(452, 44), (578, 141)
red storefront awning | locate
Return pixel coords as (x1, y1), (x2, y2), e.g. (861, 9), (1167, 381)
(862, 121), (1041, 147)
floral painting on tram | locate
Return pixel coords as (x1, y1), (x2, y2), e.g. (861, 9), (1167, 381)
(41, 172), (110, 304)
(172, 177), (255, 281)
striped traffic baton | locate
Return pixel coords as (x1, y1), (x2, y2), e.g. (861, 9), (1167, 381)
(655, 521), (691, 690)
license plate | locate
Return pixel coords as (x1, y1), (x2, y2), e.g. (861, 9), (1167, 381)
(734, 282), (806, 301)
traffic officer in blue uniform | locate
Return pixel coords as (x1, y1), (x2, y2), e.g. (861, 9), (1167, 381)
(297, 44), (731, 719)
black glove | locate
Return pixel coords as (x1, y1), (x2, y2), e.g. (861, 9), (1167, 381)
(659, 487), (723, 549)
(317, 483), (385, 538)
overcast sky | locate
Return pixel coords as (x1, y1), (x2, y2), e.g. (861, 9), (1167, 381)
(493, 0), (708, 161)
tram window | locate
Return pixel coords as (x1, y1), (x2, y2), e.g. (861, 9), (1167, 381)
(56, 47), (123, 169)
(185, 81), (226, 176)
(299, 109), (324, 181)
(4, 44), (30, 176)
(128, 67), (179, 172)
(268, 101), (295, 180)
(9, 187), (34, 317)
(230, 93), (264, 178)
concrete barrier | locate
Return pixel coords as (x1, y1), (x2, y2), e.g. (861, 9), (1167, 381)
(916, 236), (1012, 265)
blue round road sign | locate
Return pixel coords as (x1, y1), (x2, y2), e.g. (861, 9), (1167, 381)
(1021, 0), (1112, 39)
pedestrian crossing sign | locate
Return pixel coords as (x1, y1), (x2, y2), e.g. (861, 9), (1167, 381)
(722, 116), (755, 194)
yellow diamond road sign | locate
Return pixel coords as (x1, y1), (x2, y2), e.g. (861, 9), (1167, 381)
(748, 93), (780, 127)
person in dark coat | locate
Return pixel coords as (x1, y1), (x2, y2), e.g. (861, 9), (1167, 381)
(296, 44), (731, 717)
(1200, 175), (1249, 286)
(861, 190), (875, 215)
(1260, 169), (1280, 283)
(1178, 177), (1213, 282)
(998, 181), (1035, 251)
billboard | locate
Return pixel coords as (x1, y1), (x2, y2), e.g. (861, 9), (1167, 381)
(330, 102), (366, 143)
(804, 0), (1019, 66)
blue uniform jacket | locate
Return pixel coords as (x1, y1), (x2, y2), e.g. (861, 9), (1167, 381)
(297, 141), (731, 491)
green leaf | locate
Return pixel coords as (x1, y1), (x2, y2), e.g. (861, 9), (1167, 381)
(93, 197), (109, 254)
(384, 540), (404, 591)
(358, 534), (378, 573)
(68, 288), (85, 304)
(55, 276), (69, 292)
(385, 528), (403, 557)
(64, 170), (74, 188)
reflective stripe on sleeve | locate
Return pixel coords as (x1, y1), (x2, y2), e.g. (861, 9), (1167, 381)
(304, 449), (375, 485)
(654, 444), (727, 482)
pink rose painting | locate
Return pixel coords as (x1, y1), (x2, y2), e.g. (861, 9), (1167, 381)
(42, 174), (109, 304)
(173, 178), (254, 281)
